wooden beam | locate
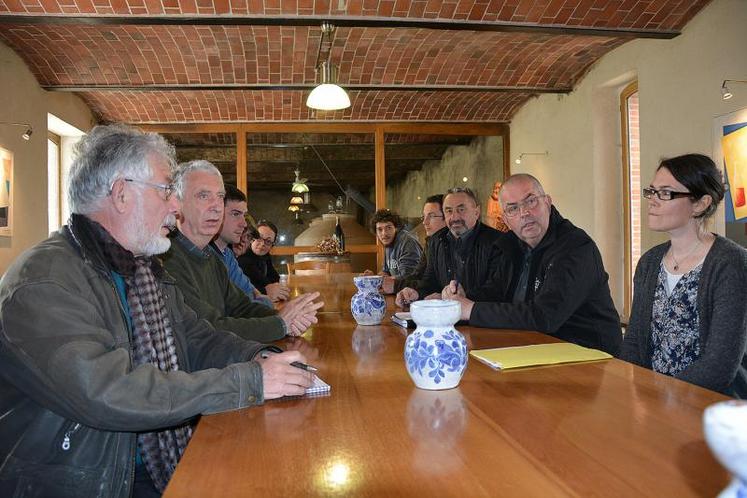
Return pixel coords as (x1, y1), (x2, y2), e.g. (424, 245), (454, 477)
(236, 127), (247, 193)
(375, 125), (386, 270)
(0, 14), (680, 39)
(42, 83), (571, 94)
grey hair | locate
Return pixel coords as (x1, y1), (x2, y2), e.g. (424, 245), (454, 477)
(499, 173), (546, 205)
(445, 186), (480, 207)
(173, 160), (224, 200)
(67, 124), (176, 215)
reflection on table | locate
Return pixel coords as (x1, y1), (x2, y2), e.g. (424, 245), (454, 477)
(164, 274), (729, 497)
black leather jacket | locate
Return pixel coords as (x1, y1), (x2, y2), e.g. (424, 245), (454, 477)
(470, 207), (622, 354)
(413, 222), (504, 300)
(0, 216), (269, 497)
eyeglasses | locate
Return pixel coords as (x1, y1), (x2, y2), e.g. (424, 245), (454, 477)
(124, 178), (175, 200)
(256, 237), (275, 247)
(642, 187), (693, 201)
(421, 213), (445, 222)
(503, 194), (546, 218)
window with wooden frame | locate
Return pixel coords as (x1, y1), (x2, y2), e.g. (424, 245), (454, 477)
(620, 81), (640, 320)
(47, 131), (61, 234)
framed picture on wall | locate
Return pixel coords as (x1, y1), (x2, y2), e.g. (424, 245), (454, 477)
(0, 147), (13, 237)
(713, 107), (747, 247)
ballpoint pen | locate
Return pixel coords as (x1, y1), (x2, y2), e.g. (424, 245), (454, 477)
(290, 361), (318, 373)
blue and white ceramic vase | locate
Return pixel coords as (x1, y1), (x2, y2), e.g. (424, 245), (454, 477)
(703, 400), (747, 498)
(351, 275), (386, 326)
(404, 300), (467, 390)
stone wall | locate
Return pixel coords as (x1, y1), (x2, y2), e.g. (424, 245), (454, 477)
(385, 136), (505, 218)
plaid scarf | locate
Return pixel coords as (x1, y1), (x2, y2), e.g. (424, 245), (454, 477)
(84, 217), (193, 492)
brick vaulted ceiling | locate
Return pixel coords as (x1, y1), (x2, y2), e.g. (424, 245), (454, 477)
(0, 1), (711, 124)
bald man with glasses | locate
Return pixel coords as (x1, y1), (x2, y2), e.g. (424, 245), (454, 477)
(442, 173), (622, 355)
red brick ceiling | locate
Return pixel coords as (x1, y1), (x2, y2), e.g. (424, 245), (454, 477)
(0, 0), (711, 124)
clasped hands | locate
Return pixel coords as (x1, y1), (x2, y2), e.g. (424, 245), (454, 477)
(277, 291), (324, 337)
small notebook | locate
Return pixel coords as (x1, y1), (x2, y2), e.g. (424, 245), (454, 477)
(470, 342), (612, 370)
(391, 312), (415, 329)
(305, 375), (331, 396)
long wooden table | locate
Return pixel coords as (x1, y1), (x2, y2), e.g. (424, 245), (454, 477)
(164, 273), (730, 497)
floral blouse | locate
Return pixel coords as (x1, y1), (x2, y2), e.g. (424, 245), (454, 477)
(650, 262), (702, 376)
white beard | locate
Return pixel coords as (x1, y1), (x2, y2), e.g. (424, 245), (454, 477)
(125, 205), (174, 256)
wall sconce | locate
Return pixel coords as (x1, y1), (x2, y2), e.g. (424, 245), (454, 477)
(0, 122), (33, 141)
(721, 79), (747, 100)
(515, 151), (549, 165)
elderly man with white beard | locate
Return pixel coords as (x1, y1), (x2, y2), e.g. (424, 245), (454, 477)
(0, 125), (314, 498)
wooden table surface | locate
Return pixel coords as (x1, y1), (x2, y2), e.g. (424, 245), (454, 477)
(164, 273), (729, 497)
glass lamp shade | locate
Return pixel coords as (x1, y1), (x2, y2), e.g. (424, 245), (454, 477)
(306, 84), (351, 111)
(291, 182), (310, 194)
(288, 205), (301, 212)
(290, 196), (304, 205)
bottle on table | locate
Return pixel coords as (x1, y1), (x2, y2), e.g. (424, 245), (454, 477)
(334, 216), (345, 252)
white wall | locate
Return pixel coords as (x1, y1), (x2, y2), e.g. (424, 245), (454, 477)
(0, 41), (93, 273)
(509, 0), (747, 314)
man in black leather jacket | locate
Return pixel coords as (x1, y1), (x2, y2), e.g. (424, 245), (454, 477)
(396, 187), (504, 306)
(0, 125), (313, 497)
(443, 174), (622, 355)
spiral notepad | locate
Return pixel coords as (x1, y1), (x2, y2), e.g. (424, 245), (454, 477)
(306, 375), (331, 396)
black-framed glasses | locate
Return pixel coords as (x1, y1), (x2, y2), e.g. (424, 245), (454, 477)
(257, 237), (275, 247)
(503, 194), (546, 217)
(642, 187), (693, 201)
(124, 178), (175, 200)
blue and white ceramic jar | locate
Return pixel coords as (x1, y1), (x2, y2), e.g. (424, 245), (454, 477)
(351, 275), (386, 326)
(404, 300), (467, 390)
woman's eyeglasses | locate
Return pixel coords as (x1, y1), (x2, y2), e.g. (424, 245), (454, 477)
(642, 187), (693, 201)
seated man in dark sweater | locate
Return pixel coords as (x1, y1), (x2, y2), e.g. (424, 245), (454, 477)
(238, 220), (290, 302)
(395, 187), (504, 305)
(389, 194), (447, 294)
(443, 174), (622, 355)
(162, 160), (323, 340)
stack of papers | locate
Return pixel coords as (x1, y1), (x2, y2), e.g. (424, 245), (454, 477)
(470, 343), (612, 370)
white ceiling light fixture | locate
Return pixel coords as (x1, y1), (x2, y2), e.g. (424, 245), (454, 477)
(515, 151), (549, 165)
(306, 23), (351, 111)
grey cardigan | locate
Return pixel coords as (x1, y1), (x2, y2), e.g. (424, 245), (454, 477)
(620, 235), (747, 398)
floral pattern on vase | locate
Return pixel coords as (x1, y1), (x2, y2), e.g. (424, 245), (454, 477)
(351, 275), (386, 325)
(405, 300), (467, 390)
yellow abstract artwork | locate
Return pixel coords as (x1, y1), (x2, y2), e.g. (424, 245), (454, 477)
(722, 126), (747, 221)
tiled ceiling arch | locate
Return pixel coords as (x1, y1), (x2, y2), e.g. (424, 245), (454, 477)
(0, 0), (711, 123)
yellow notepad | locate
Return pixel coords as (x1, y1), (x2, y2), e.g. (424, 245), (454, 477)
(470, 343), (612, 370)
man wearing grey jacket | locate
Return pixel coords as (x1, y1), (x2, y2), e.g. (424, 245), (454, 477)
(0, 125), (312, 498)
(365, 209), (423, 292)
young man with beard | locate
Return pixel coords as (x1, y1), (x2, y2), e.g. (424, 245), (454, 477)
(364, 209), (423, 290)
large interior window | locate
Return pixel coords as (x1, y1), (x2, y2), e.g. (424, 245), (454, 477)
(621, 81), (640, 320)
